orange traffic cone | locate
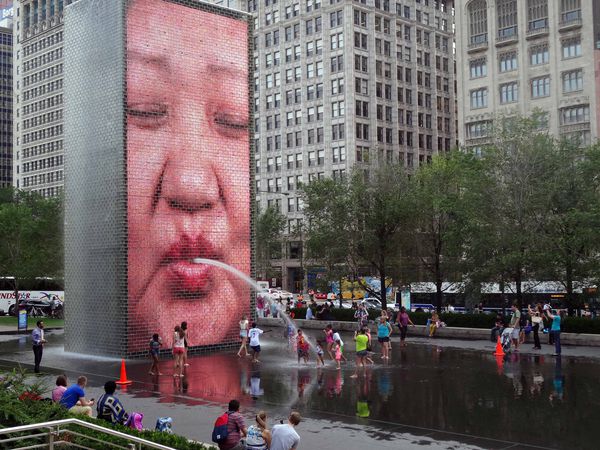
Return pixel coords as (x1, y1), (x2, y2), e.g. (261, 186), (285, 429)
(494, 336), (505, 356)
(116, 359), (132, 385)
(495, 354), (504, 375)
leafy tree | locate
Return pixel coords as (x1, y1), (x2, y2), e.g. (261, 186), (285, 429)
(538, 141), (600, 311)
(0, 188), (63, 303)
(302, 165), (417, 309)
(467, 114), (555, 307)
(409, 151), (478, 311)
(255, 206), (286, 281)
(302, 178), (350, 306)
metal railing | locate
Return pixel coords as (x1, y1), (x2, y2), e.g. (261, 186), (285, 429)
(0, 418), (192, 450)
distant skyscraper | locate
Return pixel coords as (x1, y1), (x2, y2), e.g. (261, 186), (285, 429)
(240, 0), (457, 290)
(455, 0), (600, 151)
(13, 0), (72, 197)
(0, 0), (13, 188)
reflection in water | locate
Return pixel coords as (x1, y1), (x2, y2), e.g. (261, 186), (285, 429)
(125, 333), (596, 449)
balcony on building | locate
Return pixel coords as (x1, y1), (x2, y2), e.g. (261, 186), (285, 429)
(526, 18), (549, 40)
(467, 33), (488, 53)
(496, 26), (518, 47)
(559, 10), (582, 31)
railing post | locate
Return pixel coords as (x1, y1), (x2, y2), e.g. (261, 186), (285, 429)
(48, 427), (54, 450)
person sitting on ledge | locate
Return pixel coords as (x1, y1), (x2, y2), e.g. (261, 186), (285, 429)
(59, 376), (94, 417)
(97, 380), (129, 426)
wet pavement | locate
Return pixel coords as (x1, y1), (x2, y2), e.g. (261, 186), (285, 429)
(0, 329), (598, 449)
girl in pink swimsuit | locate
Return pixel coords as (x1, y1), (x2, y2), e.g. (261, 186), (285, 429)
(324, 324), (335, 360)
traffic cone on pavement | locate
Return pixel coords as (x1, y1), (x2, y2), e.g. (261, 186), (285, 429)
(494, 336), (505, 356)
(116, 359), (132, 385)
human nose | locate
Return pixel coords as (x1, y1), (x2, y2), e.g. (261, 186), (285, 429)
(158, 146), (222, 214)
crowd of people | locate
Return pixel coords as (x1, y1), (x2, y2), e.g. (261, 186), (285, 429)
(216, 400), (302, 450)
(491, 302), (565, 355)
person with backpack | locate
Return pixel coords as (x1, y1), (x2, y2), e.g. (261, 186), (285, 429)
(213, 399), (247, 450)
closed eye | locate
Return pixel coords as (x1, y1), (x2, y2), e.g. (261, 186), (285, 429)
(214, 112), (249, 138)
(127, 103), (168, 128)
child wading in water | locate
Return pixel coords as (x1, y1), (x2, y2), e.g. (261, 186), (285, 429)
(149, 333), (162, 375)
(334, 339), (342, 370)
(297, 329), (310, 364)
(324, 324), (335, 360)
(315, 340), (325, 366)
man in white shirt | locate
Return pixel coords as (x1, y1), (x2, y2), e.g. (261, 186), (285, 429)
(248, 323), (264, 363)
(270, 412), (301, 450)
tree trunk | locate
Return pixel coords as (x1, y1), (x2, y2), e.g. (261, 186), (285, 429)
(435, 252), (443, 313)
(379, 252), (387, 311)
(12, 278), (19, 316)
(515, 268), (522, 308)
(565, 258), (574, 316)
(339, 276), (343, 308)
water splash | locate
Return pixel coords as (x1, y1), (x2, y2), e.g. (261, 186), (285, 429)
(192, 258), (316, 356)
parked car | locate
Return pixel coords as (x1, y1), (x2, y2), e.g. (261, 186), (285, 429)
(314, 292), (328, 300)
(360, 298), (383, 310)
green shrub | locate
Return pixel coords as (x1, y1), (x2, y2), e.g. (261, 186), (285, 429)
(0, 368), (213, 450)
(290, 308), (600, 334)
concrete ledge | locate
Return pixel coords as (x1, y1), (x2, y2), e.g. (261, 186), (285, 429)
(257, 317), (600, 347)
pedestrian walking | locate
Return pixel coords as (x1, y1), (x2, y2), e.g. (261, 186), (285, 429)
(248, 322), (265, 363)
(270, 411), (301, 450)
(323, 324), (335, 360)
(354, 305), (368, 330)
(172, 325), (185, 377)
(149, 333), (163, 375)
(528, 304), (542, 350)
(31, 320), (46, 373)
(332, 330), (347, 362)
(315, 340), (325, 367)
(546, 308), (562, 356)
(334, 339), (342, 370)
(396, 306), (415, 347)
(377, 316), (392, 359)
(180, 321), (190, 367)
(237, 315), (250, 358)
(350, 329), (369, 378)
(509, 304), (522, 351)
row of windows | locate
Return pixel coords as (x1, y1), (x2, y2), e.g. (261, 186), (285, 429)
(23, 109), (62, 130)
(21, 170), (64, 188)
(470, 70), (584, 108)
(22, 94), (62, 116)
(465, 104), (589, 139)
(23, 48), (63, 74)
(23, 124), (63, 144)
(23, 0), (72, 29)
(22, 32), (63, 57)
(467, 0), (581, 44)
(22, 139), (63, 159)
(22, 155), (63, 173)
(0, 33), (13, 46)
(22, 78), (63, 101)
(470, 38), (582, 79)
(23, 63), (63, 88)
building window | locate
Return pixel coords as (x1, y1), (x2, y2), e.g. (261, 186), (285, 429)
(466, 121), (490, 138)
(469, 58), (487, 78)
(527, 0), (548, 31)
(499, 51), (517, 72)
(497, 0), (518, 39)
(531, 76), (550, 98)
(560, 0), (581, 24)
(470, 88), (488, 109)
(562, 70), (583, 93)
(562, 37), (582, 59)
(468, 0), (488, 45)
(560, 104), (589, 125)
(500, 82), (519, 103)
(530, 44), (549, 65)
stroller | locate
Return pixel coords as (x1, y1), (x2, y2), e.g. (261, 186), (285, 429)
(500, 327), (514, 353)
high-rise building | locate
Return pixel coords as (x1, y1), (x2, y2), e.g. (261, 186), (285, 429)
(245, 0), (457, 290)
(12, 0), (72, 197)
(455, 0), (600, 151)
(0, 1), (13, 188)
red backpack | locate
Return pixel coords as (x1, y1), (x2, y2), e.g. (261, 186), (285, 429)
(212, 412), (230, 443)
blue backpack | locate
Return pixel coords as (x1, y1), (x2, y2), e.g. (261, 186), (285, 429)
(212, 412), (230, 443)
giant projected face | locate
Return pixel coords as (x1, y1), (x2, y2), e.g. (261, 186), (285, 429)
(126, 0), (251, 352)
